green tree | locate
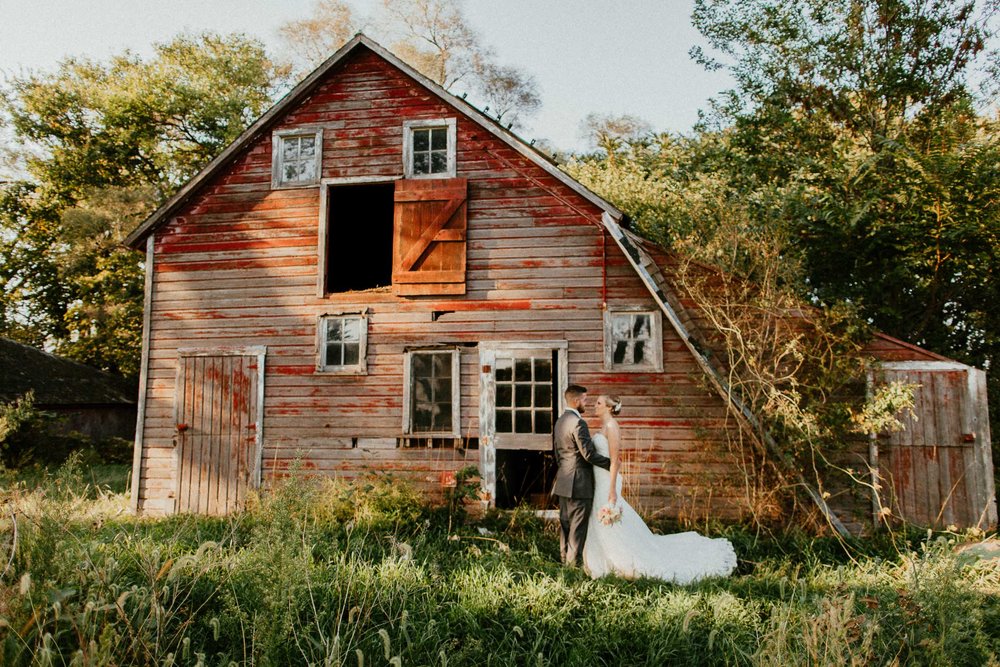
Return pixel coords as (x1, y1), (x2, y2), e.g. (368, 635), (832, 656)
(687, 0), (1000, 419)
(568, 1), (1000, 527)
(1, 32), (288, 376)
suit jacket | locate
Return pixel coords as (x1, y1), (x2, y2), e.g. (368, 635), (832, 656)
(551, 409), (612, 498)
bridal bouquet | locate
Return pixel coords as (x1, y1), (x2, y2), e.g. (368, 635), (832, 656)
(598, 503), (622, 526)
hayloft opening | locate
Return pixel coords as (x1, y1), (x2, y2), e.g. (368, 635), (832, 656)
(326, 183), (394, 292)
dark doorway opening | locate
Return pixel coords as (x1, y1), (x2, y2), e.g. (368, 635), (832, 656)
(327, 183), (394, 292)
(495, 450), (558, 510)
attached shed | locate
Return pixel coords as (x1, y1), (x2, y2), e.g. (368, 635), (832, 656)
(124, 34), (994, 531)
(0, 337), (137, 442)
(865, 335), (995, 529)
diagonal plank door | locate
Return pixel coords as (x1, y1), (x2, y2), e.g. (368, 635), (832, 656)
(175, 349), (264, 515)
(392, 178), (467, 295)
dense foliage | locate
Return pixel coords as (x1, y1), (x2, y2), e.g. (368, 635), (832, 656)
(567, 0), (1000, 521)
(0, 32), (288, 376)
(689, 0), (999, 374)
(1, 467), (999, 665)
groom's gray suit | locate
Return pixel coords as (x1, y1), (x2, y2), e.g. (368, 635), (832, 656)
(552, 408), (611, 566)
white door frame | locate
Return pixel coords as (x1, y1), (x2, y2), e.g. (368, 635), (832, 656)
(477, 341), (568, 507)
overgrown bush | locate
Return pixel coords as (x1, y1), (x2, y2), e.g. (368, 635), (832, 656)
(0, 392), (56, 468)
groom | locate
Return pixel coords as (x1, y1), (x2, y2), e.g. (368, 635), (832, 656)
(552, 384), (611, 567)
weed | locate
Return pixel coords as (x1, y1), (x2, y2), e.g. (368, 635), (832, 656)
(2, 460), (999, 665)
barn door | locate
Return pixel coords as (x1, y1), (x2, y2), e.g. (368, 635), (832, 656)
(479, 343), (568, 510)
(392, 178), (467, 296)
(174, 348), (265, 515)
(875, 362), (996, 529)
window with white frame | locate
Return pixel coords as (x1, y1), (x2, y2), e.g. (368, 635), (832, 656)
(494, 355), (553, 436)
(403, 119), (456, 178)
(272, 129), (322, 188)
(403, 348), (460, 435)
(604, 309), (663, 372)
(318, 312), (367, 373)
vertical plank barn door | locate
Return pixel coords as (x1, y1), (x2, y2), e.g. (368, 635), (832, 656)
(877, 362), (996, 529)
(174, 347), (265, 514)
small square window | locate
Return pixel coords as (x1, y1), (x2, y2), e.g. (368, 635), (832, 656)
(604, 309), (663, 372)
(404, 348), (460, 435)
(272, 129), (322, 188)
(318, 312), (367, 373)
(403, 119), (456, 178)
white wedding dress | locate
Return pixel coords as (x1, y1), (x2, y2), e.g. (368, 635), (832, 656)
(583, 433), (738, 583)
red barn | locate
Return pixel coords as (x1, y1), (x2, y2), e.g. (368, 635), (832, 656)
(125, 35), (994, 532)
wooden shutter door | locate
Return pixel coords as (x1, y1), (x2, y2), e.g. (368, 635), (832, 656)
(175, 350), (263, 515)
(393, 178), (467, 295)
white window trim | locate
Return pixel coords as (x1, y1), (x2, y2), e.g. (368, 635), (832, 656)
(317, 311), (368, 375)
(402, 347), (461, 436)
(272, 128), (323, 189)
(402, 118), (457, 179)
(603, 307), (664, 372)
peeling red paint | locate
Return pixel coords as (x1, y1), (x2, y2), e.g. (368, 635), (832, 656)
(156, 256), (315, 273)
(621, 419), (681, 428)
(272, 365), (316, 376)
(158, 237), (315, 254)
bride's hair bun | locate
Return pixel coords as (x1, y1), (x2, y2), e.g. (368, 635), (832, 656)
(607, 395), (623, 416)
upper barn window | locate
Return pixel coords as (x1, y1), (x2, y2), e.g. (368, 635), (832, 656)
(604, 308), (664, 372)
(272, 129), (323, 188)
(403, 119), (456, 178)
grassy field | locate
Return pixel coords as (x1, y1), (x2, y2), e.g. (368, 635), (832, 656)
(1, 462), (999, 666)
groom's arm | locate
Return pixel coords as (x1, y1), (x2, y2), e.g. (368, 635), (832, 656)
(573, 419), (611, 470)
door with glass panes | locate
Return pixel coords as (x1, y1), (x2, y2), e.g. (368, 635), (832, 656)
(481, 344), (567, 509)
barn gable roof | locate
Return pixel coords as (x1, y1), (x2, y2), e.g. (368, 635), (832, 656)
(124, 33), (623, 249)
(0, 338), (136, 406)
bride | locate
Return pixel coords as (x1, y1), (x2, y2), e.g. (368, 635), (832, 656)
(582, 394), (738, 583)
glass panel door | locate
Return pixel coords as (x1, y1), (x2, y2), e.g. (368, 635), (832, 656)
(493, 350), (556, 451)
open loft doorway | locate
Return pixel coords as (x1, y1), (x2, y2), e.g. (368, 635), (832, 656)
(323, 181), (395, 293)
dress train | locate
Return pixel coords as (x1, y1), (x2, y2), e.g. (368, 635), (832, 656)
(582, 433), (737, 583)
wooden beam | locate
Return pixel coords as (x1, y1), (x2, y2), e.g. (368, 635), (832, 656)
(130, 236), (155, 513)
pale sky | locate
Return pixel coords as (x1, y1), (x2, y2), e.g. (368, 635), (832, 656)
(0, 0), (733, 152)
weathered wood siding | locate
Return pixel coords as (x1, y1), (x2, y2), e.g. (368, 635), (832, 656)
(136, 46), (744, 518)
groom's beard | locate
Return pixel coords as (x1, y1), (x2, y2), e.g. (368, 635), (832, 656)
(578, 405), (586, 414)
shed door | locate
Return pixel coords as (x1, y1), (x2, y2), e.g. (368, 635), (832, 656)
(175, 350), (264, 515)
(877, 364), (996, 529)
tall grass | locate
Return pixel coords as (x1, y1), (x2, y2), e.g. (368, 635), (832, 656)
(1, 461), (999, 665)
